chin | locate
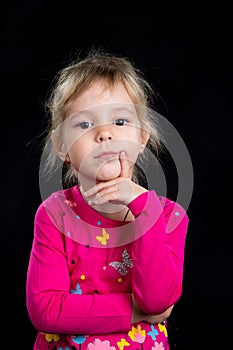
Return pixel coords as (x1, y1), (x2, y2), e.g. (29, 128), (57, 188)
(96, 161), (121, 181)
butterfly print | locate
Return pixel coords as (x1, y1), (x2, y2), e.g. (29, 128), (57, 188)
(70, 283), (82, 295)
(96, 228), (110, 245)
(64, 199), (77, 207)
(148, 324), (159, 340)
(109, 249), (134, 275)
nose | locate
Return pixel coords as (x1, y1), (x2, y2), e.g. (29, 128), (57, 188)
(95, 125), (114, 143)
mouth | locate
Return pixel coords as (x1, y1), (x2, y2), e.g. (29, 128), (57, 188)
(94, 151), (119, 160)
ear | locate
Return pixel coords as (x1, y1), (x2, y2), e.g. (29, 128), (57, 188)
(51, 130), (68, 162)
(139, 129), (150, 153)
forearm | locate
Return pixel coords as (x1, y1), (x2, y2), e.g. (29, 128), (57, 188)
(26, 288), (132, 334)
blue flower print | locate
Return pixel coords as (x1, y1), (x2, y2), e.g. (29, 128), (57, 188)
(72, 335), (86, 344)
(70, 283), (82, 294)
(148, 324), (159, 340)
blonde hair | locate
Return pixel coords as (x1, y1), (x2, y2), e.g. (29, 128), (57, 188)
(42, 50), (165, 187)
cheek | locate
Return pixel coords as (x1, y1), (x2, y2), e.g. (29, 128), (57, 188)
(125, 142), (141, 163)
(68, 141), (84, 167)
(62, 125), (90, 154)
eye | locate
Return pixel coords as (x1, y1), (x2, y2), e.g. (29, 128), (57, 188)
(76, 121), (93, 129)
(113, 118), (128, 126)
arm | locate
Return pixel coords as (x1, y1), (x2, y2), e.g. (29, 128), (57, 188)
(128, 191), (189, 315)
(84, 153), (189, 316)
(26, 203), (132, 335)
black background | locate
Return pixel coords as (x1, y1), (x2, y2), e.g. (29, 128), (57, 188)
(1, 1), (232, 348)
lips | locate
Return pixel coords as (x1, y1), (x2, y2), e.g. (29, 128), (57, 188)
(94, 151), (119, 160)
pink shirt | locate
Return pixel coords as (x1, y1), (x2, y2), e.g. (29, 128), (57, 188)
(26, 185), (189, 350)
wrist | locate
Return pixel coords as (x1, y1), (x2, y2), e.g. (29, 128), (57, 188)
(127, 189), (149, 217)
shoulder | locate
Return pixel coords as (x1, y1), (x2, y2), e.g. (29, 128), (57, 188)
(159, 195), (188, 216)
(35, 186), (78, 223)
(154, 192), (189, 233)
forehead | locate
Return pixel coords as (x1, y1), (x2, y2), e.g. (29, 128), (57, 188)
(66, 80), (133, 117)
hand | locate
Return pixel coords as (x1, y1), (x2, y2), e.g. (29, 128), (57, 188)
(131, 294), (174, 324)
(84, 151), (147, 206)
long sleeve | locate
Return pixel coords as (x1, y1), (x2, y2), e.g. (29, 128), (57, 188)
(26, 203), (132, 335)
(128, 190), (189, 315)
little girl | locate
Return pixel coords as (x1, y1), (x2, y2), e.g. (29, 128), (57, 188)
(26, 51), (189, 350)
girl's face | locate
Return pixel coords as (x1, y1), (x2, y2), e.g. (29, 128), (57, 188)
(59, 80), (149, 184)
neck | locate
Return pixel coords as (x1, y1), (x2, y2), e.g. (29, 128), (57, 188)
(98, 206), (130, 221)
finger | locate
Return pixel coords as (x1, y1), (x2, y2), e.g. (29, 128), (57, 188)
(119, 151), (134, 178)
(84, 180), (118, 197)
(88, 188), (120, 205)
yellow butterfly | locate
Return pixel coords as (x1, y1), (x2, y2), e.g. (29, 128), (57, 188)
(96, 228), (109, 245)
(117, 338), (130, 350)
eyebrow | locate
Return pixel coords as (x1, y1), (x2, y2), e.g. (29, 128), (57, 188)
(110, 106), (136, 114)
(69, 105), (136, 120)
